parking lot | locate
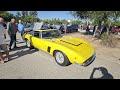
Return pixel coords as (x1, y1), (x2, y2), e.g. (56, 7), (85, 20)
(0, 32), (120, 79)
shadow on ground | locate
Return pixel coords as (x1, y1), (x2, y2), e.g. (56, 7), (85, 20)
(5, 39), (21, 43)
(90, 67), (114, 79)
(9, 45), (27, 51)
(16, 41), (25, 44)
(8, 48), (39, 61)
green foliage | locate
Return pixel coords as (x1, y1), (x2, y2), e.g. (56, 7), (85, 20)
(29, 11), (38, 17)
(41, 18), (68, 25)
(0, 11), (14, 21)
(111, 20), (120, 26)
(71, 20), (82, 24)
(71, 11), (120, 28)
(70, 11), (89, 19)
(15, 11), (38, 23)
(21, 16), (34, 23)
(16, 11), (21, 17)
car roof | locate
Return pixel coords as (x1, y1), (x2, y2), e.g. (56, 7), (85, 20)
(34, 29), (58, 32)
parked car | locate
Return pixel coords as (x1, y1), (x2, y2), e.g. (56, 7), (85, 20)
(54, 25), (64, 34)
(23, 29), (96, 66)
(111, 26), (120, 34)
(66, 24), (79, 33)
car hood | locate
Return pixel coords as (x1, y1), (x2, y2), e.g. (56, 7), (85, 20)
(47, 35), (95, 59)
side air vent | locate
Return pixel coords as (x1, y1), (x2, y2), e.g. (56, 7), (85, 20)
(47, 46), (51, 53)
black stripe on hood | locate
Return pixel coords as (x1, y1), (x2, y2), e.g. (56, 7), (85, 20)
(60, 40), (82, 46)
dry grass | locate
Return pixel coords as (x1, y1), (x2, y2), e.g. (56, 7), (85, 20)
(100, 33), (119, 48)
(68, 32), (120, 49)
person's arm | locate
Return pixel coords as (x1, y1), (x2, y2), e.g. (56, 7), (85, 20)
(90, 68), (98, 79)
(7, 23), (11, 35)
(16, 24), (20, 33)
(1, 25), (6, 39)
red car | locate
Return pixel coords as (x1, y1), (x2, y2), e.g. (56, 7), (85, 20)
(111, 26), (120, 34)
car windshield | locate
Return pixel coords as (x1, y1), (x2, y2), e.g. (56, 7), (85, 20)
(42, 30), (62, 39)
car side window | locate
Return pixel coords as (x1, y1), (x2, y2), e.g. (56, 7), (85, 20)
(34, 31), (40, 38)
(42, 31), (51, 38)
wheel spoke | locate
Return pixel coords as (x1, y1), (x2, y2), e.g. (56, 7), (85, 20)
(56, 52), (64, 64)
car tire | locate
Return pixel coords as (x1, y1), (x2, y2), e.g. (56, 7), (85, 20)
(76, 29), (78, 32)
(26, 39), (34, 49)
(54, 51), (71, 66)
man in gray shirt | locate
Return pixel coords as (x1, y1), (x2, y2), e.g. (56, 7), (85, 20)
(8, 18), (18, 50)
(0, 16), (9, 63)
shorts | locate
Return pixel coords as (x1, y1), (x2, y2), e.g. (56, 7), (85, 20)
(0, 44), (8, 52)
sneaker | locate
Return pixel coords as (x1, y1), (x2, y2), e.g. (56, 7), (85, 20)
(4, 58), (9, 62)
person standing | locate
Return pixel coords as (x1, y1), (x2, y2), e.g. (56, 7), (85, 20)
(93, 25), (96, 36)
(17, 20), (25, 39)
(8, 18), (18, 50)
(81, 25), (83, 30)
(0, 16), (9, 63)
(86, 24), (90, 34)
(101, 26), (107, 36)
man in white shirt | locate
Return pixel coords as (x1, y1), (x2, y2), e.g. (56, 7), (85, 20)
(0, 16), (9, 63)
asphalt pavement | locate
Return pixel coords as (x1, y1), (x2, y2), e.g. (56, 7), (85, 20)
(0, 32), (120, 79)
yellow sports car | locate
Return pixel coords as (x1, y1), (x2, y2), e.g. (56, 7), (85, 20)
(23, 29), (96, 66)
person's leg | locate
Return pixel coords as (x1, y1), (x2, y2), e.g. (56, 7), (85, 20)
(21, 31), (24, 40)
(0, 46), (4, 63)
(93, 29), (95, 36)
(9, 35), (14, 50)
(13, 34), (18, 48)
(14, 34), (16, 47)
(2, 44), (10, 61)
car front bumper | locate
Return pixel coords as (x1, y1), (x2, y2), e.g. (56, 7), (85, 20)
(82, 53), (96, 67)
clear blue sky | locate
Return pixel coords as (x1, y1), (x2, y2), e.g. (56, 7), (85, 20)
(7, 11), (77, 20)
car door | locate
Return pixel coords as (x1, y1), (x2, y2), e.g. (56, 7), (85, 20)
(31, 31), (45, 51)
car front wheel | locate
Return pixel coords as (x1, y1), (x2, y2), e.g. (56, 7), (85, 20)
(26, 39), (34, 49)
(54, 51), (71, 66)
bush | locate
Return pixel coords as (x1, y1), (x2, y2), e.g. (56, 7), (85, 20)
(100, 32), (118, 48)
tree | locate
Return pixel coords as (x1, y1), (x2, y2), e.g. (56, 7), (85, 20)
(22, 16), (35, 23)
(16, 11), (21, 17)
(111, 11), (120, 21)
(71, 20), (82, 24)
(15, 11), (21, 21)
(111, 20), (120, 26)
(0, 11), (14, 21)
(29, 11), (38, 22)
(29, 11), (38, 17)
(25, 11), (28, 16)
(0, 11), (6, 14)
(21, 11), (26, 17)
(70, 11), (120, 31)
